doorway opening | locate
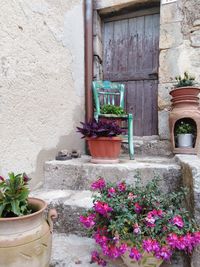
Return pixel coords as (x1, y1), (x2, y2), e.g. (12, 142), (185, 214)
(93, 1), (160, 136)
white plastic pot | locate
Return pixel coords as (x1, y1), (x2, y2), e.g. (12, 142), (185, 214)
(177, 134), (193, 148)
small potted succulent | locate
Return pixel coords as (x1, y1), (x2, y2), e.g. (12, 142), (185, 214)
(175, 121), (194, 148)
(100, 104), (127, 127)
(0, 172), (57, 267)
(77, 120), (124, 163)
(170, 72), (200, 100)
(80, 177), (200, 267)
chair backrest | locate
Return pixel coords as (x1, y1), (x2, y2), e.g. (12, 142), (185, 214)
(92, 81), (125, 115)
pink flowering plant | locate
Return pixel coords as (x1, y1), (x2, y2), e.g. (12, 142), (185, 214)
(80, 177), (200, 266)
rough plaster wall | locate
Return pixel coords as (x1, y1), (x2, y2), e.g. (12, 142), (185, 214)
(158, 0), (200, 139)
(0, 0), (85, 188)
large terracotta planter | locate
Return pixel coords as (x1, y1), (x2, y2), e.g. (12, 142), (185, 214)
(122, 251), (162, 267)
(87, 136), (122, 163)
(0, 198), (57, 267)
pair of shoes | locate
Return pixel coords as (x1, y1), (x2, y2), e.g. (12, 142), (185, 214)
(71, 150), (81, 158)
(55, 150), (72, 161)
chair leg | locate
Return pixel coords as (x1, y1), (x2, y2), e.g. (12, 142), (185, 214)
(128, 114), (134, 160)
(94, 112), (99, 122)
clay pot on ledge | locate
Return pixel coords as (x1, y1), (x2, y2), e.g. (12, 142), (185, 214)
(169, 87), (200, 109)
(0, 198), (57, 267)
(87, 136), (122, 164)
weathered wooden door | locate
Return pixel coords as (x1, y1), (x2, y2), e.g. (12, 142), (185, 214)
(103, 9), (160, 136)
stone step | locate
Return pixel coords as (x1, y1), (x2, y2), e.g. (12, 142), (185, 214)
(44, 156), (182, 193)
(31, 189), (93, 236)
(122, 137), (172, 157)
(50, 234), (185, 267)
(50, 234), (126, 267)
(121, 135), (172, 157)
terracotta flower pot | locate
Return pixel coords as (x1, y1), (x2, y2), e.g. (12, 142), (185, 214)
(0, 198), (57, 267)
(87, 136), (122, 164)
(170, 87), (200, 108)
(122, 251), (162, 267)
(170, 87), (200, 98)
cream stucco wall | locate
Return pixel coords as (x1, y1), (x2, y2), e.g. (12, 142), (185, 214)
(0, 0), (85, 188)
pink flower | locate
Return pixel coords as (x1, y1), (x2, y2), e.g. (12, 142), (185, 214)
(133, 223), (141, 234)
(102, 244), (120, 259)
(167, 233), (179, 249)
(193, 232), (200, 246)
(118, 243), (128, 255)
(91, 251), (107, 266)
(172, 215), (184, 228)
(108, 187), (116, 197)
(22, 173), (31, 184)
(145, 214), (156, 227)
(94, 201), (113, 216)
(94, 233), (108, 247)
(117, 182), (126, 192)
(91, 178), (106, 190)
(177, 236), (186, 250)
(156, 246), (172, 261)
(134, 203), (142, 214)
(0, 176), (5, 182)
(129, 247), (142, 261)
(183, 233), (194, 252)
(142, 239), (160, 253)
(79, 214), (95, 228)
(147, 210), (163, 219)
(128, 192), (137, 200)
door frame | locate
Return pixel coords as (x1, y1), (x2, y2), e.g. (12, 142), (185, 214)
(85, 1), (161, 129)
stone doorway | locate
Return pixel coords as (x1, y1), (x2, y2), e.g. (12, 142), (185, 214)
(93, 1), (161, 136)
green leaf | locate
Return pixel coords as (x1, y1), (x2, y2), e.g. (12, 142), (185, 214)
(11, 200), (21, 216)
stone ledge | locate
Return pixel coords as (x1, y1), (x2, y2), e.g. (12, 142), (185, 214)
(44, 156), (181, 192)
(50, 234), (126, 267)
(31, 189), (93, 235)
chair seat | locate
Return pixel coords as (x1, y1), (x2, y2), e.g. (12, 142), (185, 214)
(99, 114), (128, 119)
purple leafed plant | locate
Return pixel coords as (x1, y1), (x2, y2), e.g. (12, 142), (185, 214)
(77, 120), (124, 138)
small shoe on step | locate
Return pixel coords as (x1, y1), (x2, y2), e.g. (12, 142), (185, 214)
(55, 150), (72, 160)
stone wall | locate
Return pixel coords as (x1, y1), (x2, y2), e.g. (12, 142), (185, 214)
(175, 155), (200, 267)
(158, 0), (200, 139)
(0, 0), (85, 188)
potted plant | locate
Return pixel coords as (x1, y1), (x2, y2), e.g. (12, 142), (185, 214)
(77, 120), (124, 164)
(100, 105), (127, 127)
(80, 177), (200, 267)
(0, 172), (57, 267)
(170, 72), (200, 100)
(175, 121), (194, 148)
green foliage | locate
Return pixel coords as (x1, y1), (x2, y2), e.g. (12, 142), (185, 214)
(175, 121), (194, 135)
(0, 172), (31, 218)
(175, 72), (196, 88)
(100, 104), (126, 115)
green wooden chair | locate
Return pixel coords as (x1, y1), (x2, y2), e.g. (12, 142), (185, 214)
(92, 80), (134, 160)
